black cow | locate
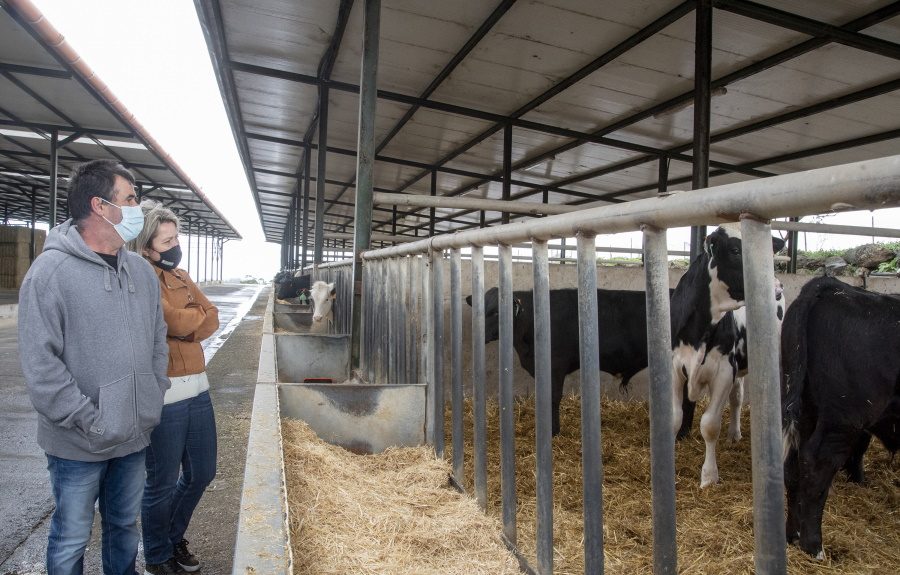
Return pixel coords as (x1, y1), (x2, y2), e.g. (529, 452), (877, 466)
(781, 277), (900, 558)
(467, 287), (656, 436)
(670, 224), (785, 487)
(277, 273), (311, 300)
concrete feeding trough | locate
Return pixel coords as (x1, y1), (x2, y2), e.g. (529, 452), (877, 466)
(232, 293), (427, 574)
(273, 311), (313, 332)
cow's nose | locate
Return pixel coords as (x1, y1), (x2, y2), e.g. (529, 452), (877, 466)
(313, 315), (322, 322)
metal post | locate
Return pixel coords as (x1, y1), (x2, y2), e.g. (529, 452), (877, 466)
(576, 232), (604, 574)
(471, 245), (487, 510)
(658, 154), (669, 195)
(185, 219), (191, 275)
(642, 225), (678, 575)
(740, 216), (787, 574)
(219, 238), (225, 282)
(314, 85), (329, 264)
(423, 253), (435, 444)
(787, 216), (799, 274)
(49, 130), (58, 227)
(497, 243), (516, 544)
(450, 248), (464, 483)
(351, 0), (380, 372)
(429, 170), (437, 236)
(29, 190), (36, 261)
(502, 123), (512, 225)
(195, 220), (200, 280)
(531, 239), (553, 575)
(302, 147), (311, 269)
(690, 0), (712, 260)
(431, 248), (445, 457)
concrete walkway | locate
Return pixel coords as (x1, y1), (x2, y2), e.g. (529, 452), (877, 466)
(0, 284), (268, 575)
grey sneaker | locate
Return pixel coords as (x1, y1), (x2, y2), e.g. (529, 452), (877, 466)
(173, 539), (201, 572)
(144, 558), (186, 574)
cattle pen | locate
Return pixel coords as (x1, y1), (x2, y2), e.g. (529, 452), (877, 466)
(239, 153), (900, 575)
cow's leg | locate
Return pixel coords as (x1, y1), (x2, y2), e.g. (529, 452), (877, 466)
(699, 370), (733, 488)
(784, 440), (802, 545)
(841, 433), (872, 484)
(796, 423), (859, 558)
(672, 366), (686, 439)
(677, 387), (696, 440)
(727, 377), (744, 442)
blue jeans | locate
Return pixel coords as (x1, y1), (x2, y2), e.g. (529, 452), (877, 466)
(45, 448), (146, 575)
(141, 391), (217, 564)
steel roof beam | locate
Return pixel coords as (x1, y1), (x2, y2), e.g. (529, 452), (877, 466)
(715, 0), (900, 60)
(0, 61), (70, 78)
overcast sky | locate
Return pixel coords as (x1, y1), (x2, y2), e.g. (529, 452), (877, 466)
(28, 0), (898, 278)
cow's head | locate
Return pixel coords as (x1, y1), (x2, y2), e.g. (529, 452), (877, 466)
(465, 287), (523, 343)
(704, 225), (785, 320)
(310, 280), (336, 323)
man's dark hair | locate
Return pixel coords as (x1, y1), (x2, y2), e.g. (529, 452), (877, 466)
(67, 159), (136, 222)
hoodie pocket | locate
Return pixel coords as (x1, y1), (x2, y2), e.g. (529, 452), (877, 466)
(136, 372), (164, 434)
(88, 375), (136, 452)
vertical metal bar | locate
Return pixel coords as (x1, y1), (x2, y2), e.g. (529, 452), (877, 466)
(450, 248), (464, 482)
(429, 170), (437, 236)
(409, 255), (420, 383)
(432, 248), (445, 457)
(658, 155), (669, 195)
(424, 253), (435, 445)
(531, 239), (553, 575)
(398, 256), (408, 382)
(787, 216), (799, 274)
(302, 147), (311, 269)
(502, 123), (512, 225)
(471, 245), (487, 510)
(49, 129), (58, 227)
(362, 259), (371, 382)
(740, 216), (787, 574)
(576, 233), (604, 574)
(378, 260), (387, 382)
(195, 220), (200, 280)
(690, 0), (712, 260)
(314, 85), (329, 264)
(352, 0), (380, 372)
(29, 190), (36, 261)
(642, 225), (678, 575)
(497, 242), (517, 544)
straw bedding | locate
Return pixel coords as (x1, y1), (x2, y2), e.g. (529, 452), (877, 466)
(446, 396), (899, 574)
(282, 419), (520, 575)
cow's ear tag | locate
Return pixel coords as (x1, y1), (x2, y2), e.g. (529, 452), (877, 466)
(513, 298), (523, 317)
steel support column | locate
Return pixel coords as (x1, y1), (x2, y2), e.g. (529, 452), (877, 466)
(49, 129), (58, 227)
(502, 123), (512, 225)
(314, 85), (329, 264)
(690, 0), (712, 260)
(302, 146), (311, 269)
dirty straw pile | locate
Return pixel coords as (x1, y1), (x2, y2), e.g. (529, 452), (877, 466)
(446, 397), (899, 575)
(282, 419), (519, 575)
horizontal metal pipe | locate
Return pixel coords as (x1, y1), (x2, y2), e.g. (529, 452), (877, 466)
(324, 231), (418, 243)
(373, 192), (595, 216)
(771, 220), (900, 238)
(361, 155), (900, 260)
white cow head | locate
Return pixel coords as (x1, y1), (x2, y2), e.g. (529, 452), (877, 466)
(310, 280), (336, 324)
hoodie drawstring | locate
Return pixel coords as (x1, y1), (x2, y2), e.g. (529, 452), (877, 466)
(121, 262), (136, 293)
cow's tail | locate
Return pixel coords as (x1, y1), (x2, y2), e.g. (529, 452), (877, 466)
(781, 279), (829, 459)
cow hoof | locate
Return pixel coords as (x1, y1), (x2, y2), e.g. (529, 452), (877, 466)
(728, 429), (742, 442)
(815, 550), (825, 561)
(700, 469), (719, 488)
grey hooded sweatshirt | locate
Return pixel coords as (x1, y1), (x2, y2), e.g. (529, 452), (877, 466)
(18, 220), (170, 462)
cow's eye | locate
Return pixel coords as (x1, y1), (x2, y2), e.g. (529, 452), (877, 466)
(730, 247), (741, 255)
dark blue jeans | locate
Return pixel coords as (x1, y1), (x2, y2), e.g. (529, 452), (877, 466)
(45, 448), (146, 575)
(141, 391), (217, 564)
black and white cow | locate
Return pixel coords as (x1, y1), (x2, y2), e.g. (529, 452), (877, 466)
(468, 287), (656, 436)
(781, 277), (900, 558)
(277, 273), (312, 300)
(670, 224), (785, 487)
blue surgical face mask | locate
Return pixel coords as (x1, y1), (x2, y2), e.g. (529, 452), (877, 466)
(100, 198), (144, 242)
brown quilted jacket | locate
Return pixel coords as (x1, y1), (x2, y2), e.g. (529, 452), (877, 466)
(153, 266), (219, 377)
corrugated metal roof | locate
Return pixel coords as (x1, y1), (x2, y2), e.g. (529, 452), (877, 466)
(195, 0), (899, 244)
(0, 0), (241, 240)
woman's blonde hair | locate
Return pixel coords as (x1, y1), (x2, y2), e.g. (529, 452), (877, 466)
(127, 199), (180, 254)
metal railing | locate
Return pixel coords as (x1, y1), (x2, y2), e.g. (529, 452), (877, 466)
(356, 155), (900, 575)
(301, 260), (354, 334)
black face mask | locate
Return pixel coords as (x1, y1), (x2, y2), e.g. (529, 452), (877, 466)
(153, 245), (182, 271)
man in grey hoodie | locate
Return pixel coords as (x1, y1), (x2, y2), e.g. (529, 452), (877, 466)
(18, 159), (169, 575)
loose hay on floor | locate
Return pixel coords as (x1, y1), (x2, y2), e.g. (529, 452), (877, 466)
(282, 419), (520, 575)
(446, 396), (900, 575)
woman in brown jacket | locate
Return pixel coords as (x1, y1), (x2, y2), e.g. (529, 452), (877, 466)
(129, 200), (219, 575)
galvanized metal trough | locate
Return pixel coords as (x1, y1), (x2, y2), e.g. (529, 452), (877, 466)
(231, 293), (426, 574)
